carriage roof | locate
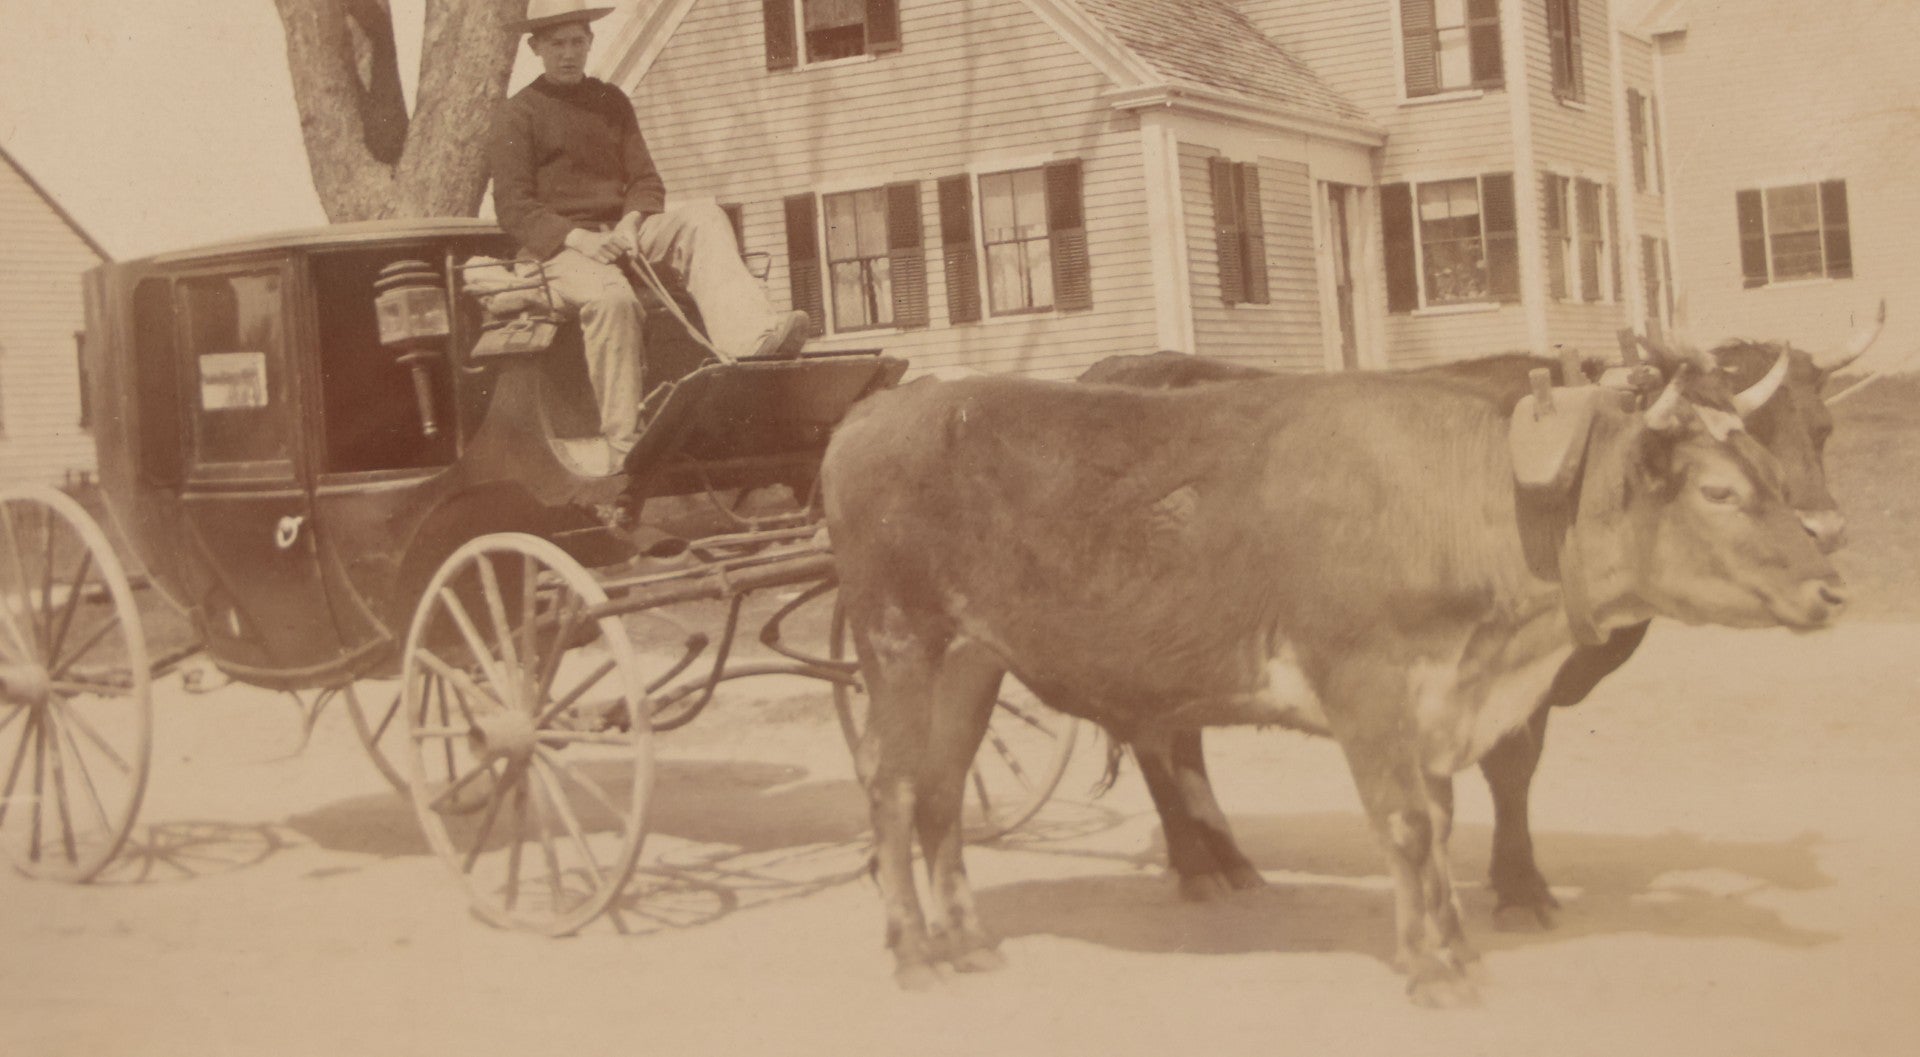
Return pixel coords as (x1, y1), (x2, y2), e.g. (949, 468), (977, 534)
(122, 217), (504, 269)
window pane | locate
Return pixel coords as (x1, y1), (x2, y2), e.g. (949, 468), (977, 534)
(986, 244), (1031, 313)
(802, 0), (866, 62)
(804, 0), (863, 30)
(1024, 239), (1054, 310)
(1771, 230), (1824, 281)
(180, 272), (290, 467)
(870, 256), (894, 326)
(980, 173), (1016, 244)
(824, 193), (860, 260)
(1434, 0), (1467, 26)
(831, 261), (866, 329)
(1765, 185), (1820, 233)
(854, 188), (889, 258)
(1423, 237), (1488, 303)
(1436, 27), (1471, 88)
(1011, 169), (1048, 240)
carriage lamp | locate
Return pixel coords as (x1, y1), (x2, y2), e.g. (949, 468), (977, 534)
(374, 259), (451, 438)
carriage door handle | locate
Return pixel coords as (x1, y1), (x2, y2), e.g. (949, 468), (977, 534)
(276, 515), (306, 550)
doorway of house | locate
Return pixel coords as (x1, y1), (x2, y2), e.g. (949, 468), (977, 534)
(1324, 183), (1360, 369)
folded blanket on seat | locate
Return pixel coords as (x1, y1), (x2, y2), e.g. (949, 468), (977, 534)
(462, 256), (558, 318)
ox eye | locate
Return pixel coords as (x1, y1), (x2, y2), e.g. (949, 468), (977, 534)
(1700, 483), (1740, 505)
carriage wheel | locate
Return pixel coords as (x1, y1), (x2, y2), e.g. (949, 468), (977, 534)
(0, 486), (152, 881)
(400, 534), (653, 935)
(342, 681), (410, 796)
(829, 603), (1078, 842)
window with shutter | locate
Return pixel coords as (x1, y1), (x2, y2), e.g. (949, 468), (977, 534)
(937, 176), (982, 324)
(818, 184), (925, 331)
(768, 0), (901, 68)
(1737, 180), (1854, 287)
(1388, 173), (1516, 308)
(783, 194), (826, 335)
(886, 182), (929, 328)
(1402, 0), (1503, 98)
(1547, 0), (1583, 101)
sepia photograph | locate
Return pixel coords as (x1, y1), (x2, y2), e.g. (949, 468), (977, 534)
(1, 0), (1916, 1053)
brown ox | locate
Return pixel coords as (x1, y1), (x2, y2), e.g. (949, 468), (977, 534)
(1078, 318), (1877, 921)
(822, 368), (1844, 1005)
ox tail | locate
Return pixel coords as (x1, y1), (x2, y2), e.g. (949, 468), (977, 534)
(1091, 726), (1130, 798)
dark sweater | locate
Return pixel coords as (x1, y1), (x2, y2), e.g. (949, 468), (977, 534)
(489, 76), (667, 259)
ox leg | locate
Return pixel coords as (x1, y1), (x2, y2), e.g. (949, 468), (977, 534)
(914, 644), (1007, 972)
(1134, 730), (1232, 901)
(850, 614), (942, 990)
(1422, 774), (1481, 976)
(1481, 705), (1559, 929)
(1327, 678), (1480, 1007)
(1173, 730), (1265, 893)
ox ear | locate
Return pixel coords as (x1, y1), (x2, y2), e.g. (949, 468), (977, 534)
(1509, 382), (1606, 494)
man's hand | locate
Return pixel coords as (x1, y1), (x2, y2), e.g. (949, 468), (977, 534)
(612, 211), (650, 257)
(564, 227), (623, 264)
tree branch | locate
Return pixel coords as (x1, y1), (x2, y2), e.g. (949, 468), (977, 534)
(395, 0), (525, 216)
(274, 0), (399, 219)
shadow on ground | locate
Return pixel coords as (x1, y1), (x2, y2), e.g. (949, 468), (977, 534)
(979, 810), (1835, 966)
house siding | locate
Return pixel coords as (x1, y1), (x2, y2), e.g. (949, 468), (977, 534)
(1653, 0), (1920, 359)
(0, 155), (102, 489)
(626, 0), (1158, 379)
(1527, 0), (1627, 355)
(1183, 145), (1324, 368)
(1246, 0), (1529, 367)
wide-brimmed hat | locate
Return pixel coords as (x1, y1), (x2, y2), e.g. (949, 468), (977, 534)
(508, 0), (615, 34)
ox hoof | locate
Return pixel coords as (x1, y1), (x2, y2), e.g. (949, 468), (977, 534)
(894, 963), (943, 992)
(951, 946), (1008, 974)
(1492, 900), (1557, 933)
(1224, 863), (1268, 891)
(1407, 959), (1482, 1010)
(1177, 872), (1237, 903)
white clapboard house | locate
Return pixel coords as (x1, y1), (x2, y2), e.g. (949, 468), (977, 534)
(1, 144), (107, 487)
(585, 0), (1907, 376)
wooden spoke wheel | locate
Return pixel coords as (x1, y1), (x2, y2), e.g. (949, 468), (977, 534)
(343, 680), (420, 798)
(401, 534), (653, 935)
(0, 486), (152, 882)
(830, 604), (1078, 842)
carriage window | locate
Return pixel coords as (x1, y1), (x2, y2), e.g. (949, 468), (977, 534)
(178, 272), (293, 474)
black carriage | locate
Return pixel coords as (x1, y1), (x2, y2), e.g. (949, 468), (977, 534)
(0, 219), (1079, 931)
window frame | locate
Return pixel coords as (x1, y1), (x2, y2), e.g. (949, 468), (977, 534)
(1547, 0), (1584, 103)
(819, 185), (898, 333)
(172, 264), (300, 483)
(767, 0), (902, 71)
(1543, 172), (1616, 303)
(974, 165), (1059, 318)
(1396, 0), (1505, 101)
(1411, 175), (1493, 308)
(1739, 180), (1853, 288)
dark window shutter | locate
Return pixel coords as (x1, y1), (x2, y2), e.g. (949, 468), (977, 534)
(1543, 173), (1568, 300)
(1641, 236), (1664, 339)
(783, 193), (825, 335)
(1627, 88), (1648, 192)
(1548, 0), (1569, 94)
(764, 0), (798, 71)
(1044, 159), (1092, 312)
(1606, 184), (1622, 300)
(1736, 188), (1769, 288)
(866, 0), (902, 54)
(1468, 0), (1503, 88)
(937, 175), (982, 324)
(1482, 172), (1519, 302)
(1565, 0), (1584, 98)
(1380, 182), (1418, 313)
(1820, 180), (1852, 279)
(1575, 178), (1601, 302)
(1240, 164), (1270, 305)
(1660, 237), (1675, 320)
(885, 181), (928, 328)
(1210, 157), (1245, 305)
(1401, 0), (1437, 97)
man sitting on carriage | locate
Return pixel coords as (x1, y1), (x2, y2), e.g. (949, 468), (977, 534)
(488, 0), (812, 476)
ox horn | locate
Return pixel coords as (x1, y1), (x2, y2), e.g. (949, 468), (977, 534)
(1643, 377), (1689, 432)
(1730, 348), (1790, 416)
(1811, 299), (1888, 373)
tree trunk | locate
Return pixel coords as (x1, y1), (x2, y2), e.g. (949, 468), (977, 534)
(275, 0), (523, 221)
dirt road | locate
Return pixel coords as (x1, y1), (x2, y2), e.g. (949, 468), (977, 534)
(4, 618), (1918, 1057)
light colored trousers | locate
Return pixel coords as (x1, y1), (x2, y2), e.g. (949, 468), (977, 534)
(536, 203), (780, 450)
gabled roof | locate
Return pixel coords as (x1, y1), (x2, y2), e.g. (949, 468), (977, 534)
(1068, 0), (1371, 127)
(0, 144), (111, 262)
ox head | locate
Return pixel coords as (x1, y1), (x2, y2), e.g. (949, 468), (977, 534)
(1512, 369), (1846, 639)
(1632, 301), (1885, 552)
